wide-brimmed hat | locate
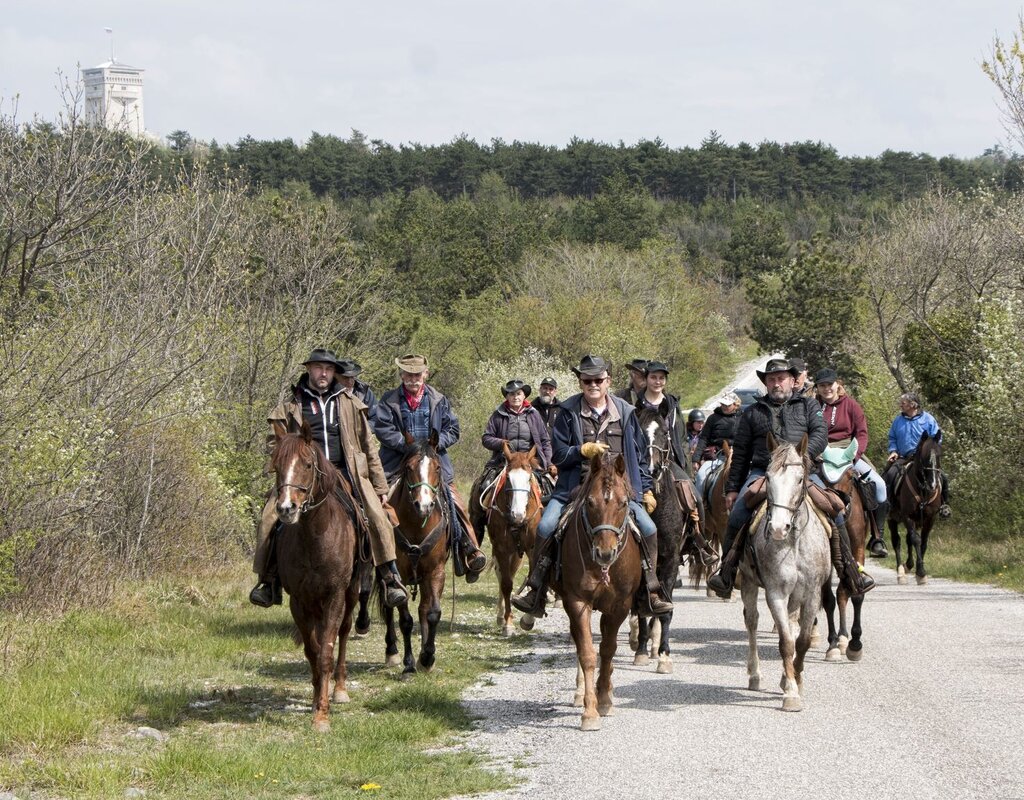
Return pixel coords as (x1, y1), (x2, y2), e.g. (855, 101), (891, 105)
(302, 348), (345, 370)
(814, 367), (838, 386)
(539, 376), (558, 389)
(626, 358), (649, 374)
(788, 356), (808, 373)
(718, 390), (741, 407)
(645, 360), (669, 375)
(571, 354), (611, 378)
(337, 359), (363, 378)
(394, 353), (429, 374)
(501, 379), (531, 397)
(756, 358), (799, 383)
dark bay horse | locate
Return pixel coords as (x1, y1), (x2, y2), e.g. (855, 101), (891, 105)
(632, 407), (685, 674)
(383, 431), (448, 675)
(739, 435), (831, 712)
(271, 419), (359, 732)
(700, 440), (732, 596)
(889, 431), (943, 586)
(486, 444), (543, 636)
(818, 441), (867, 662)
(551, 452), (642, 731)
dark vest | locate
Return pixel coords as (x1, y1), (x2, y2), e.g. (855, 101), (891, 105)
(579, 410), (624, 482)
(400, 394), (431, 441)
(299, 385), (344, 467)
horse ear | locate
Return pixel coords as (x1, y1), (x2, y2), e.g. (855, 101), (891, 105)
(272, 420), (288, 442)
(797, 433), (808, 457)
(429, 429), (440, 450)
(920, 430), (931, 442)
(300, 417), (313, 444)
(614, 453), (626, 475)
(503, 441), (514, 462)
(526, 444), (537, 464)
(766, 432), (778, 451)
(935, 429), (943, 444)
(287, 415), (301, 435)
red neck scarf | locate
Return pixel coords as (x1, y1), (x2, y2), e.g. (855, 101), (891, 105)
(403, 384), (426, 411)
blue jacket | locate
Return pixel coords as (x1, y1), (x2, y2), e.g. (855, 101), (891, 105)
(373, 385), (460, 483)
(888, 411), (940, 458)
(550, 393), (652, 504)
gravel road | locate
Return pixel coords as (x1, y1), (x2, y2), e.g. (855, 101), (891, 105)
(460, 565), (1024, 800)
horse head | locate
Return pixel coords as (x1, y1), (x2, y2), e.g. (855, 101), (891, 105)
(502, 443), (539, 526)
(401, 430), (442, 520)
(582, 452), (632, 568)
(272, 417), (325, 524)
(765, 434), (809, 541)
(639, 408), (671, 478)
(916, 430), (943, 498)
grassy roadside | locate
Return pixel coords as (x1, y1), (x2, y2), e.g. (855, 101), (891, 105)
(879, 523), (1024, 592)
(0, 564), (526, 799)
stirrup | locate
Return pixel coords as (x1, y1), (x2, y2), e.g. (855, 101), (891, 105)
(381, 573), (409, 608)
(707, 570), (734, 599)
(938, 504), (952, 519)
(867, 537), (888, 558)
(511, 585), (545, 615)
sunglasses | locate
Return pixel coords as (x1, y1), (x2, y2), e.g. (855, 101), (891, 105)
(580, 377), (607, 386)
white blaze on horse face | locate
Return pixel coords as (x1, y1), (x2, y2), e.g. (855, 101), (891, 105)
(277, 460), (300, 522)
(645, 420), (660, 467)
(415, 454), (436, 515)
(507, 467), (531, 522)
(768, 459), (803, 541)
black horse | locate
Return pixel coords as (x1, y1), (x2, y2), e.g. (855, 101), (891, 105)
(887, 431), (944, 586)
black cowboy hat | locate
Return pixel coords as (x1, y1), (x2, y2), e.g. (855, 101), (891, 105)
(501, 379), (532, 397)
(755, 358), (799, 383)
(337, 359), (363, 378)
(539, 376), (558, 388)
(626, 358), (650, 373)
(645, 360), (670, 375)
(302, 348), (346, 370)
(788, 356), (808, 373)
(813, 367), (838, 385)
(571, 354), (611, 378)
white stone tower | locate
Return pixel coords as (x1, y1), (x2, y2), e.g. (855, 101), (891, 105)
(82, 59), (146, 136)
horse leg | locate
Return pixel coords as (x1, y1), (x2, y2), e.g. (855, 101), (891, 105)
(355, 563), (372, 636)
(792, 595), (818, 704)
(499, 553), (519, 637)
(837, 583), (851, 655)
(383, 604), (401, 667)
(565, 597), (599, 730)
(891, 520), (907, 584)
(654, 611), (672, 674)
(310, 615), (338, 731)
(740, 575), (761, 691)
(333, 585), (358, 703)
(767, 595), (800, 711)
(846, 594), (864, 662)
(906, 520), (922, 584)
(417, 570), (444, 673)
(633, 615), (650, 666)
(598, 608), (627, 716)
(397, 601), (416, 676)
(822, 581), (841, 662)
(916, 517), (932, 585)
(628, 612), (639, 651)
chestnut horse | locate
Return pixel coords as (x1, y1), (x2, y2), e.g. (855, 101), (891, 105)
(271, 419), (359, 732)
(487, 444), (543, 636)
(818, 441), (868, 662)
(383, 431), (449, 675)
(888, 430), (943, 586)
(551, 452), (642, 731)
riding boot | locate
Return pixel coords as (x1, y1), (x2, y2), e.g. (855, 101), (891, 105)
(511, 535), (556, 615)
(449, 490), (487, 582)
(831, 519), (875, 596)
(639, 533), (674, 616)
(249, 523), (283, 608)
(677, 480), (718, 567)
(707, 523), (744, 598)
(939, 473), (952, 518)
(377, 560), (409, 608)
(868, 501), (889, 558)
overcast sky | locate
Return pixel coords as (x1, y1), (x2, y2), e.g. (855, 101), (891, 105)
(1, 1), (1018, 157)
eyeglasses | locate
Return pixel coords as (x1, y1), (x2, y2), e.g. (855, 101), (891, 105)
(581, 377), (607, 386)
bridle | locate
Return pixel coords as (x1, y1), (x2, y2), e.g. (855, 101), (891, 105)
(277, 447), (329, 514)
(501, 473), (543, 528)
(578, 498), (630, 577)
(765, 458), (808, 526)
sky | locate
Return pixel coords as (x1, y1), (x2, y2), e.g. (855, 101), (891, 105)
(0, 0), (1018, 157)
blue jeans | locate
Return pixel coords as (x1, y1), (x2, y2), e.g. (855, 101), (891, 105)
(727, 469), (844, 531)
(538, 498), (657, 539)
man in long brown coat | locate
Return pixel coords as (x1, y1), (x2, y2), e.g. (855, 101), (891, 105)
(250, 348), (408, 608)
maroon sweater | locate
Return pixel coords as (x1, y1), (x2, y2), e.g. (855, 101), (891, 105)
(820, 393), (869, 460)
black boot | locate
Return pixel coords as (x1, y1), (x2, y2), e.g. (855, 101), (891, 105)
(640, 534), (674, 615)
(868, 501), (889, 558)
(377, 561), (409, 608)
(831, 519), (875, 596)
(250, 523), (283, 607)
(463, 528), (487, 582)
(511, 535), (556, 615)
(707, 524), (744, 598)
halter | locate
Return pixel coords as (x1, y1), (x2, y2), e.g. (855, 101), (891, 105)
(501, 473), (543, 527)
(579, 501), (630, 577)
(277, 451), (329, 514)
(765, 458), (808, 528)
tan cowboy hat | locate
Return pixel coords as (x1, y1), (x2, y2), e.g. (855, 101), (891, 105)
(394, 353), (429, 374)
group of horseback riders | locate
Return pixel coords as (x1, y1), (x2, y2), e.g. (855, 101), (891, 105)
(251, 348), (951, 617)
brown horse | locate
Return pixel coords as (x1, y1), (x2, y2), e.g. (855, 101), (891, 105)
(888, 431), (943, 586)
(383, 430), (449, 675)
(696, 440), (732, 594)
(551, 452), (642, 731)
(271, 418), (359, 732)
(487, 444), (543, 636)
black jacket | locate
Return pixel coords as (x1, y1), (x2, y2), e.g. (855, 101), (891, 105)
(694, 408), (740, 461)
(725, 394), (827, 494)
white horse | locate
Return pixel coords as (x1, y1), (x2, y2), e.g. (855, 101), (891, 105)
(739, 434), (832, 712)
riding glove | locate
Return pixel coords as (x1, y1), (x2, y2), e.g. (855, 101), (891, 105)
(643, 491), (657, 514)
(580, 442), (609, 459)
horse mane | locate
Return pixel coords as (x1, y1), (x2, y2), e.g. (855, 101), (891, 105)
(273, 433), (342, 496)
(580, 452), (634, 499)
(767, 439), (811, 474)
(506, 448), (539, 471)
(400, 438), (439, 468)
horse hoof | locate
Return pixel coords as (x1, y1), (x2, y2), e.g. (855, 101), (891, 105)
(400, 670), (416, 681)
(897, 574), (908, 585)
(597, 704), (614, 717)
(782, 696), (803, 712)
(846, 646), (863, 663)
(355, 623), (370, 636)
(747, 676), (760, 691)
(416, 659), (434, 673)
(552, 598), (563, 609)
(351, 630), (367, 639)
(838, 636), (849, 655)
(628, 617), (639, 651)
(313, 718), (331, 732)
(656, 657), (673, 675)
(633, 653), (650, 667)
(580, 716), (601, 731)
(572, 693), (585, 708)
(916, 575), (928, 585)
(825, 648), (842, 662)
(385, 654), (402, 668)
(810, 632), (822, 648)
(332, 689), (351, 704)
(501, 624), (514, 637)
(706, 588), (716, 599)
